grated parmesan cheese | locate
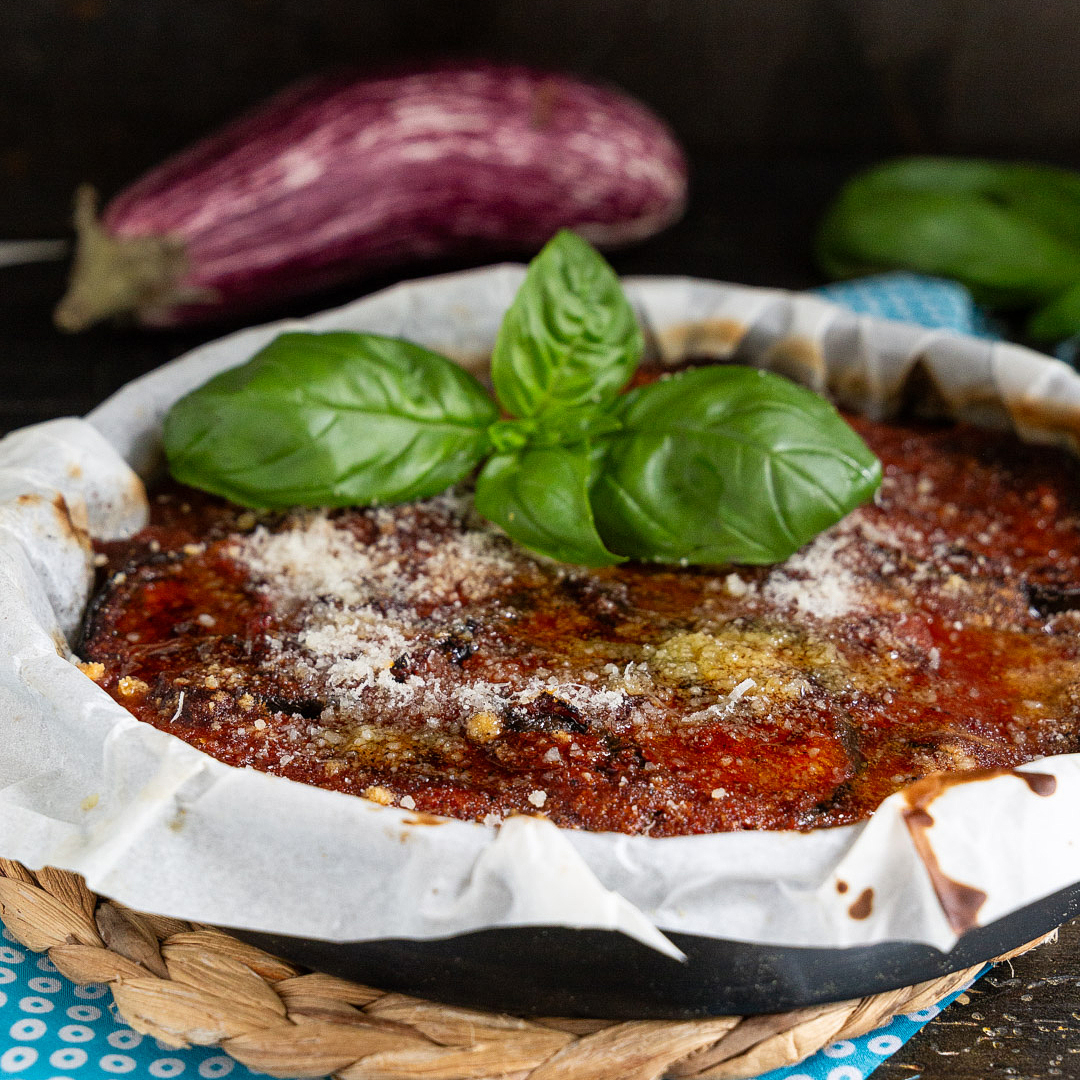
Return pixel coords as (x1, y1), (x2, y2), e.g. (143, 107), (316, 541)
(761, 524), (864, 621)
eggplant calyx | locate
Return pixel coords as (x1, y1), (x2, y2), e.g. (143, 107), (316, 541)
(53, 185), (206, 332)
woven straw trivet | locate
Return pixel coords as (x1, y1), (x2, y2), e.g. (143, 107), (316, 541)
(0, 858), (1055, 1080)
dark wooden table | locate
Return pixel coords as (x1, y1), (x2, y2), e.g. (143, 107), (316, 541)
(881, 916), (1080, 1080)
(3, 154), (1078, 1079)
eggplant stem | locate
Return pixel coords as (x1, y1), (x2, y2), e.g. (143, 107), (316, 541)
(53, 185), (198, 332)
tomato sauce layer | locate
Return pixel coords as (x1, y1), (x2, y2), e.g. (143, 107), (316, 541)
(79, 416), (1080, 835)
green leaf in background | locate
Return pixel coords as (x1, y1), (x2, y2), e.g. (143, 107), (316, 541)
(1030, 280), (1080, 341)
(591, 366), (881, 565)
(474, 444), (624, 566)
(491, 229), (643, 418)
(163, 331), (497, 508)
(816, 157), (1080, 337)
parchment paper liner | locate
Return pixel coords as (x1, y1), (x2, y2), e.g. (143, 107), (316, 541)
(3, 266), (1080, 958)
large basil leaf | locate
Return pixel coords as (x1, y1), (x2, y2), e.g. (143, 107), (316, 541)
(474, 444), (624, 566)
(591, 366), (881, 565)
(491, 229), (642, 419)
(163, 331), (497, 508)
(816, 158), (1080, 328)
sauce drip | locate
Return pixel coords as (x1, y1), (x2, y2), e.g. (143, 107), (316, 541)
(899, 767), (1056, 933)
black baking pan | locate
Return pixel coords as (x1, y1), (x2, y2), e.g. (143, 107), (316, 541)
(232, 880), (1080, 1018)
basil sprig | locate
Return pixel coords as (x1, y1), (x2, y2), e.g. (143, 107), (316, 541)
(164, 230), (881, 566)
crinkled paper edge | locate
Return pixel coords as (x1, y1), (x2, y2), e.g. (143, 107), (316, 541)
(1, 266), (1080, 957)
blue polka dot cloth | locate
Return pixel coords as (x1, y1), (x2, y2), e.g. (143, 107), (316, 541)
(0, 931), (244, 1079)
(0, 273), (1004, 1079)
(753, 975), (985, 1080)
(813, 271), (1000, 339)
(815, 270), (1078, 365)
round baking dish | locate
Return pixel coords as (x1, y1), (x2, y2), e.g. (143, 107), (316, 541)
(234, 883), (1080, 1017)
(4, 266), (1080, 1019)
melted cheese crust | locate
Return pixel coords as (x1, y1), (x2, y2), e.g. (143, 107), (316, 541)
(81, 416), (1080, 835)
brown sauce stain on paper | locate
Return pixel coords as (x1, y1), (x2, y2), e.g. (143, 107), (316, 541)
(1014, 770), (1057, 797)
(903, 803), (987, 935)
(906, 768), (1057, 806)
(656, 319), (746, 362)
(848, 887), (874, 920)
(52, 492), (87, 544)
(900, 770), (1052, 934)
(1012, 399), (1080, 453)
(764, 335), (827, 392)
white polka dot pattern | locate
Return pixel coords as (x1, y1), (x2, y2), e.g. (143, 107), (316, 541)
(866, 1035), (903, 1055)
(64, 1008), (99, 1024)
(0, 1046), (37, 1072)
(0, 939), (273, 1079)
(822, 1040), (855, 1058)
(56, 1025), (94, 1043)
(825, 1067), (863, 1080)
(197, 1057), (234, 1078)
(18, 999), (52, 1016)
(147, 1059), (185, 1078)
(49, 1049), (87, 1069)
(107, 1031), (143, 1050)
(100, 1054), (137, 1073)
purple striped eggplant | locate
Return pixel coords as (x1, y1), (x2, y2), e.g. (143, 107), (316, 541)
(55, 63), (687, 331)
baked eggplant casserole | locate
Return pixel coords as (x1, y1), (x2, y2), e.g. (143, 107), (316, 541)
(67, 230), (1080, 842)
(78, 398), (1080, 837)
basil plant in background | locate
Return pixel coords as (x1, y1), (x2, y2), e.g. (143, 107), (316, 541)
(817, 157), (1080, 342)
(165, 230), (881, 567)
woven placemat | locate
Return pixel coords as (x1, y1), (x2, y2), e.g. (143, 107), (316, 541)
(0, 858), (1053, 1080)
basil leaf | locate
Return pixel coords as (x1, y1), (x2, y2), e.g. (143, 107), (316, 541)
(816, 158), (1080, 320)
(492, 229), (642, 418)
(474, 444), (624, 566)
(164, 331), (497, 508)
(591, 366), (881, 565)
